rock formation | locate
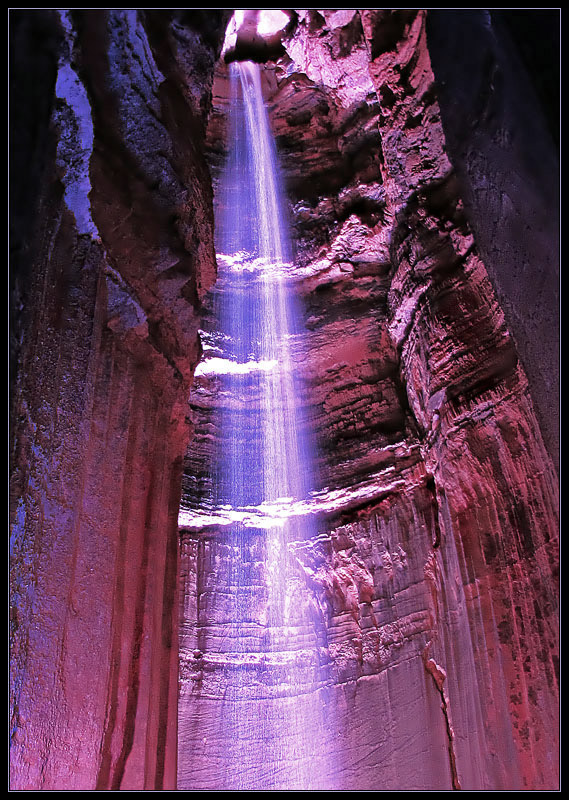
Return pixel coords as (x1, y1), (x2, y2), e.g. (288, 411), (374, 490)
(426, 10), (560, 470)
(10, 8), (559, 792)
(179, 9), (559, 791)
(9, 9), (229, 790)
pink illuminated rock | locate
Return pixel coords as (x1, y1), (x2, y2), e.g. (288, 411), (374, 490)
(10, 7), (559, 794)
(9, 9), (227, 790)
(181, 8), (559, 792)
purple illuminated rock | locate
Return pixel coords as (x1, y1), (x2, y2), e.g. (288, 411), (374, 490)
(10, 7), (559, 793)
(182, 9), (559, 791)
(9, 9), (227, 790)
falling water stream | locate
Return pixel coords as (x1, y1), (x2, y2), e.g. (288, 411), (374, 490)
(183, 61), (334, 789)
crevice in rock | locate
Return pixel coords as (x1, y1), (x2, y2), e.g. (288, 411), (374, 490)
(422, 644), (461, 790)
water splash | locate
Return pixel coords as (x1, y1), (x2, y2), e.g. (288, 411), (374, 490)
(185, 60), (334, 790)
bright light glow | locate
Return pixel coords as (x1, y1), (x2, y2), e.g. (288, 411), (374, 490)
(217, 251), (292, 275)
(179, 444), (421, 531)
(233, 9), (245, 29)
(222, 9), (289, 58)
(257, 9), (290, 37)
(194, 356), (278, 377)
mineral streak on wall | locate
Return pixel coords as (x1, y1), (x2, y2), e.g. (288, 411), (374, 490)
(180, 9), (559, 791)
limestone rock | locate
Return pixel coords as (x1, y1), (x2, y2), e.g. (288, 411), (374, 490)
(180, 9), (559, 791)
(10, 8), (559, 793)
(9, 9), (226, 790)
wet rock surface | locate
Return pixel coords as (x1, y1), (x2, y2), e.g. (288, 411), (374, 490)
(9, 9), (227, 790)
(10, 8), (559, 792)
(181, 9), (559, 791)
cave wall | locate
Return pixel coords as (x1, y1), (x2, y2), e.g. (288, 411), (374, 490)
(179, 9), (559, 790)
(426, 9), (560, 470)
(10, 8), (559, 793)
(9, 9), (228, 790)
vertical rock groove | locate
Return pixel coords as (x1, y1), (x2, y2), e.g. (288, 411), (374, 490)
(422, 646), (461, 790)
(10, 9), (227, 790)
(95, 364), (138, 791)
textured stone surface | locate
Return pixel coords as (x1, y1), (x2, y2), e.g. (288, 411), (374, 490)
(10, 8), (559, 793)
(426, 9), (560, 470)
(9, 9), (226, 790)
(180, 9), (559, 791)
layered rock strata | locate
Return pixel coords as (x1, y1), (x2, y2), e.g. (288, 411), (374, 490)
(9, 9), (227, 790)
(426, 9), (560, 469)
(9, 8), (559, 792)
(179, 9), (559, 791)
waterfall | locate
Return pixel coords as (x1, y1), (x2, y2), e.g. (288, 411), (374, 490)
(180, 61), (334, 790)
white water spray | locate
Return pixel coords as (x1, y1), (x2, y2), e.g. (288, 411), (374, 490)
(182, 60), (335, 790)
